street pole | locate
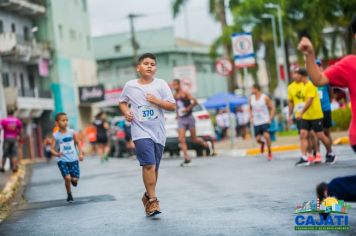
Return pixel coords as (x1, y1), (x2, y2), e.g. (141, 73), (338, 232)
(216, 0), (236, 92)
(275, 5), (289, 84)
(262, 14), (283, 115)
(128, 14), (142, 68)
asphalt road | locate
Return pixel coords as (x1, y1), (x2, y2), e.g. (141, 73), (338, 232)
(1, 145), (356, 236)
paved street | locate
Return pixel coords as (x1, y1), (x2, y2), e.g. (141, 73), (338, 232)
(1, 145), (356, 236)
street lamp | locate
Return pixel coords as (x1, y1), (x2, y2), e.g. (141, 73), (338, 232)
(264, 3), (289, 84)
(261, 13), (283, 114)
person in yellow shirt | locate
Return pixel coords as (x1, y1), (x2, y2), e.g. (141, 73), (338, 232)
(295, 68), (335, 166)
(288, 68), (318, 162)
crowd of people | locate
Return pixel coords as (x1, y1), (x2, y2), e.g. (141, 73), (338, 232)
(1, 15), (355, 218)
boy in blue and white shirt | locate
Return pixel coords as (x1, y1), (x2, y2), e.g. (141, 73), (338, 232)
(119, 53), (176, 216)
(51, 112), (84, 202)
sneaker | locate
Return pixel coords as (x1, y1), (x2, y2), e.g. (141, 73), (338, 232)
(260, 142), (265, 154)
(180, 159), (192, 167)
(307, 154), (315, 164)
(267, 152), (272, 161)
(67, 193), (74, 203)
(314, 152), (322, 163)
(103, 154), (109, 162)
(142, 192), (149, 207)
(206, 141), (213, 156)
(295, 157), (310, 166)
(145, 198), (161, 217)
(325, 153), (336, 165)
(0, 168), (5, 173)
(316, 182), (329, 202)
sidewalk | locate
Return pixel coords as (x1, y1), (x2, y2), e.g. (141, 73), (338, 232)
(215, 131), (349, 155)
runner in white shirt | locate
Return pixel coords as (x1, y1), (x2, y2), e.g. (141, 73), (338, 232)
(119, 53), (176, 216)
(249, 84), (275, 160)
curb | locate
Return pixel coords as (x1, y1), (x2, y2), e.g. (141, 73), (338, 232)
(246, 144), (300, 155)
(0, 159), (36, 222)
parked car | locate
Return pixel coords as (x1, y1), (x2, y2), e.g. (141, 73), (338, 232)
(164, 101), (215, 157)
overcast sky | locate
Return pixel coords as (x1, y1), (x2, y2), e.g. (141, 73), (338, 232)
(87, 0), (221, 44)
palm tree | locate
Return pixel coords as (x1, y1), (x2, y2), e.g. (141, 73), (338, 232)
(171, 0), (238, 92)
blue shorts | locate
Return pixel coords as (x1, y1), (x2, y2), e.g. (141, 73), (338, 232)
(57, 161), (80, 178)
(133, 138), (164, 169)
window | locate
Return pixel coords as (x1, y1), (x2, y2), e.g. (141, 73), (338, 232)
(11, 23), (16, 33)
(58, 24), (63, 39)
(2, 73), (10, 88)
(114, 45), (121, 52)
(0, 20), (3, 33)
(70, 29), (76, 40)
(82, 0), (87, 11)
(24, 26), (29, 41)
(20, 73), (25, 96)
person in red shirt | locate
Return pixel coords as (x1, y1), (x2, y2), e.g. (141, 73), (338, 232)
(298, 14), (356, 201)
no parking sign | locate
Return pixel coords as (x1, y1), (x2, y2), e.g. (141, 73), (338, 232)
(232, 32), (256, 68)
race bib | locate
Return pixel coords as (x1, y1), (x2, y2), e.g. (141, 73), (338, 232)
(295, 103), (305, 113)
(138, 105), (158, 122)
(318, 90), (323, 100)
(60, 142), (75, 155)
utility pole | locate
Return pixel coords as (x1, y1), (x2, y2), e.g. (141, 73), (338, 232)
(216, 0), (236, 92)
(128, 13), (143, 68)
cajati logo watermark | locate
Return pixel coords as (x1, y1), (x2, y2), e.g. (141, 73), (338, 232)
(294, 197), (351, 231)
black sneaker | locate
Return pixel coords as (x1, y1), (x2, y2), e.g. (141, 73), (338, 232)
(67, 193), (74, 203)
(0, 168), (5, 173)
(325, 153), (336, 165)
(180, 159), (192, 167)
(295, 158), (310, 166)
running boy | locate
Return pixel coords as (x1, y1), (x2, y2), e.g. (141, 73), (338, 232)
(119, 53), (176, 216)
(51, 112), (84, 202)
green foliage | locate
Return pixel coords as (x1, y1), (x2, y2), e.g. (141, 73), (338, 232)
(331, 107), (352, 130)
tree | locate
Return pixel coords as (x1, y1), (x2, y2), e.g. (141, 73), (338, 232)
(171, 0), (238, 92)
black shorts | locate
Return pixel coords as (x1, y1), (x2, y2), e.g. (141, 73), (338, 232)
(3, 139), (18, 158)
(293, 119), (302, 133)
(254, 123), (270, 137)
(301, 119), (323, 132)
(322, 110), (332, 129)
(96, 134), (108, 144)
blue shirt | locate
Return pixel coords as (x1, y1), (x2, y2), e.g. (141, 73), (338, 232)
(53, 129), (78, 162)
(317, 85), (331, 112)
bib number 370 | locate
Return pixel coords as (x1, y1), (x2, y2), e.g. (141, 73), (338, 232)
(138, 105), (158, 122)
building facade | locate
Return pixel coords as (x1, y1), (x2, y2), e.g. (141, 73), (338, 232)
(36, 0), (98, 129)
(0, 0), (52, 158)
(92, 27), (228, 100)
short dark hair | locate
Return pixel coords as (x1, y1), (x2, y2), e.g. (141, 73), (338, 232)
(7, 109), (15, 115)
(295, 68), (308, 76)
(173, 78), (180, 84)
(252, 84), (261, 91)
(55, 112), (67, 121)
(351, 13), (356, 34)
(137, 53), (156, 64)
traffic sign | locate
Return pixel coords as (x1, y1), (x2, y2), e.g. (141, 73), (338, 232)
(215, 58), (233, 76)
(232, 32), (256, 68)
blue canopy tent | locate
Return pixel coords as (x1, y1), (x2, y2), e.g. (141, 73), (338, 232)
(204, 92), (248, 110)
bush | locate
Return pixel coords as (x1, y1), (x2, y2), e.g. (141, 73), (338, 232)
(331, 107), (351, 131)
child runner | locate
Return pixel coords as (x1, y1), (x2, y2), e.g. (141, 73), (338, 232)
(119, 53), (176, 216)
(51, 112), (84, 202)
(249, 84), (275, 160)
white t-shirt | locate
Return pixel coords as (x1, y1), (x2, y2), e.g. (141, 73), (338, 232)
(250, 94), (270, 126)
(119, 78), (175, 146)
